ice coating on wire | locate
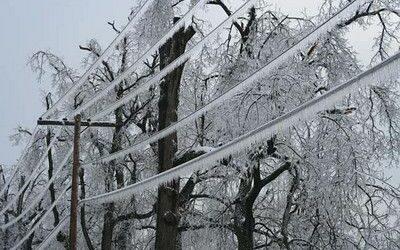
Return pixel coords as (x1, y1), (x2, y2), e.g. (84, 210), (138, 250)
(91, 0), (368, 120)
(80, 52), (400, 205)
(84, 0), (369, 166)
(41, 0), (157, 119)
(2, 0), (366, 220)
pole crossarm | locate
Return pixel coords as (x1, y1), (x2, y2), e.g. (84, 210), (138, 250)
(37, 118), (116, 128)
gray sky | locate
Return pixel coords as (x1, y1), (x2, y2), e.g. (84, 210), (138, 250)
(0, 0), (132, 165)
(0, 0), (396, 182)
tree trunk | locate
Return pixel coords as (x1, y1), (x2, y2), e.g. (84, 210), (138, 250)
(101, 202), (115, 250)
(155, 20), (195, 250)
(101, 85), (125, 249)
(79, 168), (95, 250)
(234, 178), (255, 250)
(45, 96), (61, 227)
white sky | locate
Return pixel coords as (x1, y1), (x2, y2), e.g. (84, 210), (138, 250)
(0, 0), (397, 182)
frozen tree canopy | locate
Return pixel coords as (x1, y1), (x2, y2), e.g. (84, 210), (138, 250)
(1, 0), (400, 249)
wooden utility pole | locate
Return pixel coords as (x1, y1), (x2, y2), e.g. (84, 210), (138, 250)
(69, 114), (81, 250)
(37, 117), (115, 249)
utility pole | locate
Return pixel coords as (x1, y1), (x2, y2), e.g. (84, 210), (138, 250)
(69, 114), (81, 250)
(37, 116), (115, 250)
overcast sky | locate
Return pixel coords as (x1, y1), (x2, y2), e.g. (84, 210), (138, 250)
(0, 0), (133, 166)
(1, 0), (396, 181)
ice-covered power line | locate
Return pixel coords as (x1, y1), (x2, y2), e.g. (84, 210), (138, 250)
(7, 0), (365, 215)
(1, 0), (366, 221)
(40, 0), (156, 119)
(80, 51), (400, 205)
(83, 0), (369, 166)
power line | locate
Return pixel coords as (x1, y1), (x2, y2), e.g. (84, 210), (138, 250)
(1, 0), (365, 224)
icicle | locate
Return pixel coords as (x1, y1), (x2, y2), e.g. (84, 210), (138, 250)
(83, 0), (370, 168)
(81, 52), (400, 205)
(0, 147), (72, 230)
(0, 127), (64, 217)
(11, 186), (70, 250)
